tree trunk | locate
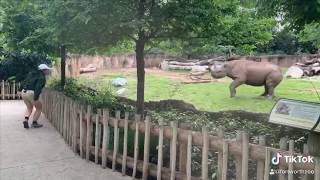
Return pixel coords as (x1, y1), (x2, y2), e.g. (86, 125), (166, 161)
(136, 38), (145, 115)
(60, 44), (66, 89)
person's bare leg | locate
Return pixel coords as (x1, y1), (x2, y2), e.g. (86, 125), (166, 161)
(33, 100), (42, 121)
(23, 99), (33, 118)
(32, 100), (43, 128)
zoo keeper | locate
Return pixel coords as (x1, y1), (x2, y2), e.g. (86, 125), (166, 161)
(19, 64), (52, 129)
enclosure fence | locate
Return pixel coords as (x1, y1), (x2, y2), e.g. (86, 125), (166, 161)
(41, 89), (319, 180)
(0, 80), (21, 100)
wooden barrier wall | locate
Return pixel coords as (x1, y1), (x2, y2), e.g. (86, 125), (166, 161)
(41, 89), (319, 180)
(0, 80), (21, 100)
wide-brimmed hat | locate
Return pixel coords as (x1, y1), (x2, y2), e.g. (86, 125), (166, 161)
(38, 64), (52, 70)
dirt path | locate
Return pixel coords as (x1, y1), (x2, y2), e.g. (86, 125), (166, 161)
(0, 100), (129, 180)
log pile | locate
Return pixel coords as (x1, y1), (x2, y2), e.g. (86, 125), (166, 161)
(296, 58), (320, 76)
(160, 56), (226, 82)
(286, 58), (320, 78)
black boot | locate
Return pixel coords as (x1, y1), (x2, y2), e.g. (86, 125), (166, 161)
(23, 121), (29, 129)
(23, 116), (29, 129)
(31, 121), (43, 128)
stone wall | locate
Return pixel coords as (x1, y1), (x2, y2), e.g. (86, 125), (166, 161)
(52, 53), (167, 77)
(52, 53), (320, 77)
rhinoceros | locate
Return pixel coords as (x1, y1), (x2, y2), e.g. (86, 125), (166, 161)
(209, 60), (283, 98)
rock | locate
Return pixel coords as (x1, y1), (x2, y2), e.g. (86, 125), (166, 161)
(80, 64), (97, 73)
(116, 88), (126, 96)
(285, 66), (304, 78)
(112, 78), (127, 87)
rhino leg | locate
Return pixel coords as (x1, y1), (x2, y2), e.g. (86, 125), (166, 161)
(229, 78), (245, 97)
(265, 71), (282, 98)
(260, 85), (268, 96)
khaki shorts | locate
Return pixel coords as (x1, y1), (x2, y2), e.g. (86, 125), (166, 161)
(21, 90), (35, 104)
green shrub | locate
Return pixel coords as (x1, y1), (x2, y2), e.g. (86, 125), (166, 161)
(48, 78), (134, 115)
(0, 51), (52, 81)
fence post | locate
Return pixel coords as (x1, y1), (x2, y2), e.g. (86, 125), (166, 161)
(235, 132), (243, 180)
(157, 118), (164, 180)
(95, 110), (101, 164)
(101, 109), (110, 169)
(222, 140), (229, 180)
(217, 128), (225, 180)
(63, 97), (68, 141)
(72, 102), (78, 153)
(112, 111), (120, 171)
(288, 140), (294, 180)
(302, 144), (310, 180)
(315, 157), (320, 180)
(279, 137), (287, 180)
(12, 80), (16, 99)
(241, 132), (249, 180)
(122, 112), (129, 175)
(170, 121), (178, 180)
(257, 136), (266, 180)
(2, 80), (5, 100)
(142, 116), (151, 180)
(178, 123), (191, 174)
(186, 131), (192, 180)
(79, 105), (85, 158)
(86, 105), (92, 162)
(202, 127), (209, 180)
(263, 148), (271, 180)
(132, 114), (141, 179)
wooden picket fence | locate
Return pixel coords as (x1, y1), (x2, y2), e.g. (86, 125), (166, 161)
(0, 80), (21, 100)
(41, 89), (320, 180)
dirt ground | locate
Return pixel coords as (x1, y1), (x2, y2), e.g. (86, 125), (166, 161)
(80, 68), (225, 83)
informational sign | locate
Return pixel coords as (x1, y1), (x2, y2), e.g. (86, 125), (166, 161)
(269, 99), (320, 132)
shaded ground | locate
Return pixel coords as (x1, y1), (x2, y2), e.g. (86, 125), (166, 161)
(0, 100), (129, 180)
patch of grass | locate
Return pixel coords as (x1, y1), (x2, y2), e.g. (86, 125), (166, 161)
(78, 72), (320, 113)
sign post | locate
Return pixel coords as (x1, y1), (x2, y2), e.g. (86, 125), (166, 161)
(269, 98), (320, 179)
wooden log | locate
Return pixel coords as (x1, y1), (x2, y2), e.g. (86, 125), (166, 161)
(217, 128), (225, 180)
(79, 106), (84, 158)
(302, 144), (310, 180)
(157, 119), (164, 180)
(112, 111), (120, 171)
(222, 140), (229, 180)
(288, 140), (294, 180)
(186, 131), (192, 180)
(142, 116), (151, 180)
(241, 132), (249, 180)
(170, 121), (178, 180)
(132, 114), (141, 179)
(101, 109), (110, 168)
(202, 127), (209, 180)
(86, 105), (92, 161)
(263, 148), (271, 180)
(122, 112), (129, 175)
(256, 136), (266, 180)
(279, 137), (287, 180)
